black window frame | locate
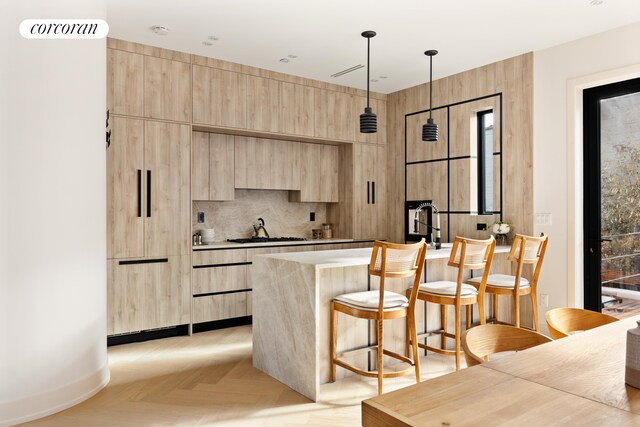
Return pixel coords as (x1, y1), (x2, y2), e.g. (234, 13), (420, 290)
(477, 109), (494, 215)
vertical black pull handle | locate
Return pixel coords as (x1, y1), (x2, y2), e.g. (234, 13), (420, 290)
(146, 170), (151, 218)
(136, 169), (142, 217)
(367, 181), (370, 205)
(372, 181), (376, 205)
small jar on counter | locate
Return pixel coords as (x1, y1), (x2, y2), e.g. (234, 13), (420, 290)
(312, 229), (322, 239)
(321, 223), (332, 239)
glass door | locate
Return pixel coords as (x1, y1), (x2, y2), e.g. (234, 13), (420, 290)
(584, 77), (640, 315)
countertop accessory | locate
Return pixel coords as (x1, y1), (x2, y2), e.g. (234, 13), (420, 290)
(422, 50), (439, 142)
(321, 223), (333, 239)
(626, 320), (640, 388)
(312, 229), (322, 239)
(359, 30), (377, 134)
(200, 228), (215, 245)
(252, 217), (270, 238)
(414, 202), (441, 249)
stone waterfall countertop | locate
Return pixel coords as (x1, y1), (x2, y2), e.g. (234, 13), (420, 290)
(192, 238), (372, 250)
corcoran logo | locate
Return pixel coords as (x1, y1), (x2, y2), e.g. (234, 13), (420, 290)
(19, 19), (109, 39)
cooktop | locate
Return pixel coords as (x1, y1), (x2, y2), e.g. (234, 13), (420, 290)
(227, 237), (306, 244)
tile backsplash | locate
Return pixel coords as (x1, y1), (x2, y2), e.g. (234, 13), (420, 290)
(193, 190), (328, 241)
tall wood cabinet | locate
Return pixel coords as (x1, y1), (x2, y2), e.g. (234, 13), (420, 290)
(107, 116), (190, 335)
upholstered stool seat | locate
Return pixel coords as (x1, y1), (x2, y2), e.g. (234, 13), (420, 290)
(468, 274), (530, 289)
(417, 281), (478, 297)
(333, 290), (408, 311)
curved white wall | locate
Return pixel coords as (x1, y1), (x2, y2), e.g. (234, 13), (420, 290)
(0, 1), (109, 425)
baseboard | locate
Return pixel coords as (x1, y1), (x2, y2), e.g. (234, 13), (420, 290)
(107, 324), (190, 346)
(192, 316), (252, 333)
(0, 362), (110, 427)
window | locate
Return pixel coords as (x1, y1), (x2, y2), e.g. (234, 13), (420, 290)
(477, 110), (494, 214)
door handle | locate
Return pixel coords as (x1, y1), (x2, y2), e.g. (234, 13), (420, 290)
(372, 181), (376, 205)
(136, 169), (142, 217)
(146, 170), (151, 218)
(600, 238), (612, 242)
(367, 181), (370, 204)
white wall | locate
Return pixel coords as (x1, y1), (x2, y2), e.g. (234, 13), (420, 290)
(0, 1), (109, 425)
(533, 22), (640, 320)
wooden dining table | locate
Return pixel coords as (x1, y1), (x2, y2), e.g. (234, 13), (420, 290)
(362, 315), (640, 426)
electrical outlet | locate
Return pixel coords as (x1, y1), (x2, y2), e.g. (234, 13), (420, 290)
(477, 223), (487, 231)
(197, 212), (205, 223)
(310, 212), (315, 221)
(539, 293), (549, 308)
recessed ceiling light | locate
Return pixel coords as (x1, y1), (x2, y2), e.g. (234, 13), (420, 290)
(589, 0), (603, 5)
(208, 36), (220, 41)
(151, 25), (169, 36)
(202, 41), (213, 46)
(288, 54), (297, 59)
(279, 58), (289, 63)
(379, 76), (388, 79)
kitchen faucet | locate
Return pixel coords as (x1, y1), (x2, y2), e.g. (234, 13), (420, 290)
(414, 202), (441, 249)
(252, 217), (270, 238)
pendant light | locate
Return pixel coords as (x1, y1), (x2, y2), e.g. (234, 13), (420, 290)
(360, 30), (377, 133)
(422, 49), (439, 142)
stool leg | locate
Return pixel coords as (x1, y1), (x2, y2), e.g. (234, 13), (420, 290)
(377, 318), (384, 395)
(465, 305), (472, 329)
(408, 312), (421, 383)
(531, 291), (540, 331)
(478, 295), (486, 326)
(454, 302), (461, 371)
(514, 293), (521, 328)
(440, 304), (447, 350)
(330, 302), (337, 382)
(493, 294), (499, 324)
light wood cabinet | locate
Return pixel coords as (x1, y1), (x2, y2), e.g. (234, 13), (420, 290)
(107, 256), (190, 335)
(234, 137), (301, 190)
(144, 121), (191, 257)
(107, 118), (191, 258)
(246, 75), (280, 133)
(353, 144), (386, 239)
(289, 143), (339, 203)
(192, 293), (248, 324)
(193, 264), (248, 294)
(192, 65), (247, 128)
(144, 56), (192, 122)
(281, 82), (314, 137)
(191, 132), (235, 201)
(354, 96), (387, 145)
(314, 89), (355, 141)
(107, 49), (144, 117)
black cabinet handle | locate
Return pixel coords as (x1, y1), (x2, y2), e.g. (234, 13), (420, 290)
(367, 181), (370, 204)
(119, 258), (168, 265)
(372, 181), (376, 205)
(146, 170), (151, 218)
(136, 169), (142, 217)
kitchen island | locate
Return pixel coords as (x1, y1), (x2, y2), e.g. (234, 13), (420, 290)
(252, 245), (510, 401)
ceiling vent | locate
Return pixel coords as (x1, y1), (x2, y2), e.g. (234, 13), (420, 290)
(330, 64), (364, 78)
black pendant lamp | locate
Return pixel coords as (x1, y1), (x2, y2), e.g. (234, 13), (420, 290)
(422, 50), (439, 142)
(360, 30), (377, 133)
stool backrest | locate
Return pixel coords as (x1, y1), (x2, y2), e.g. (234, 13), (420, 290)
(545, 307), (618, 339)
(448, 236), (496, 298)
(370, 239), (427, 312)
(508, 232), (548, 290)
(462, 324), (553, 367)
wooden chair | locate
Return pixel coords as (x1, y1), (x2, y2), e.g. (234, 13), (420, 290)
(467, 232), (548, 331)
(545, 307), (618, 339)
(461, 324), (553, 367)
(409, 236), (496, 371)
(330, 239), (427, 395)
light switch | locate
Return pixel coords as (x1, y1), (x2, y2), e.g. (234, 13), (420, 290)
(535, 213), (552, 226)
(197, 212), (205, 223)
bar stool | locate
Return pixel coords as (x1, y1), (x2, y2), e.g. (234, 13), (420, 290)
(330, 239), (427, 395)
(409, 236), (495, 371)
(467, 233), (548, 330)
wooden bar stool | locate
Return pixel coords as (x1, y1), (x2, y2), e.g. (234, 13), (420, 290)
(467, 233), (548, 330)
(409, 236), (496, 371)
(330, 239), (427, 395)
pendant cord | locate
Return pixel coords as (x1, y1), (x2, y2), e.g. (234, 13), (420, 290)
(366, 37), (371, 108)
(429, 55), (433, 119)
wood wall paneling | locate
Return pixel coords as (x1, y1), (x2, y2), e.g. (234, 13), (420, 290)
(406, 108), (448, 163)
(107, 117), (145, 259)
(355, 96), (387, 145)
(449, 96), (501, 158)
(192, 65), (247, 128)
(144, 56), (192, 122)
(405, 161), (448, 209)
(107, 49), (144, 117)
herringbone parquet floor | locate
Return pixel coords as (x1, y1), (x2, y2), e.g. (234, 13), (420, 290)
(21, 325), (457, 426)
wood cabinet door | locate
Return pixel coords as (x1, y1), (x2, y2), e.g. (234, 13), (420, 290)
(353, 144), (385, 239)
(234, 137), (301, 190)
(107, 117), (145, 259)
(291, 143), (339, 202)
(281, 82), (314, 137)
(144, 121), (190, 257)
(144, 56), (192, 122)
(192, 65), (247, 128)
(107, 259), (145, 335)
(314, 89), (355, 141)
(246, 76), (280, 133)
(142, 256), (190, 330)
(107, 49), (144, 117)
(209, 134), (235, 200)
(192, 264), (248, 294)
(191, 131), (210, 201)
(371, 145), (387, 239)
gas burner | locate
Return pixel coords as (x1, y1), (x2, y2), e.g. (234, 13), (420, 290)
(227, 237), (306, 244)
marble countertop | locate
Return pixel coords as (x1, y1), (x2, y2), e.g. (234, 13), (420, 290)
(192, 238), (371, 251)
(255, 244), (511, 268)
